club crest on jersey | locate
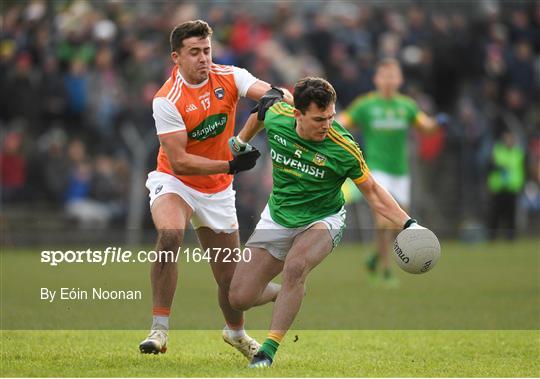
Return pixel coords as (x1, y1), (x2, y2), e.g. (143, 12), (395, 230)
(313, 153), (327, 166)
(214, 87), (225, 100)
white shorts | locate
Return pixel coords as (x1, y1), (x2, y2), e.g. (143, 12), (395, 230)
(371, 170), (410, 208)
(145, 171), (238, 233)
(246, 205), (346, 261)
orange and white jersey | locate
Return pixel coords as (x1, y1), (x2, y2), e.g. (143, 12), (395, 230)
(152, 63), (258, 193)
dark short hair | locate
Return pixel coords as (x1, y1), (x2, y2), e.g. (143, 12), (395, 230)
(376, 57), (401, 71)
(293, 77), (337, 113)
(170, 20), (213, 52)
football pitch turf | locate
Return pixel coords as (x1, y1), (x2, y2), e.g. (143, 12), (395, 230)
(1, 239), (539, 376)
(1, 330), (538, 377)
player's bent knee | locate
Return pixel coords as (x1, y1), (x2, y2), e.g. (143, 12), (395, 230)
(228, 289), (255, 311)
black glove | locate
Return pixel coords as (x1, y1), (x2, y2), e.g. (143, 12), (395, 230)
(250, 86), (285, 121)
(228, 148), (261, 174)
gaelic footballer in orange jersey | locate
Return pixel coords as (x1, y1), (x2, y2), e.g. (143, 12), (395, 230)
(153, 63), (257, 193)
(140, 20), (287, 359)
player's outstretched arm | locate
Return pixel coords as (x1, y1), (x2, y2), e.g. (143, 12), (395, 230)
(246, 80), (293, 105)
(230, 84), (293, 156)
(229, 113), (264, 156)
(356, 175), (411, 228)
(281, 87), (294, 105)
(160, 131), (260, 175)
(415, 112), (449, 134)
(239, 113), (264, 143)
(414, 112), (437, 133)
(230, 82), (288, 155)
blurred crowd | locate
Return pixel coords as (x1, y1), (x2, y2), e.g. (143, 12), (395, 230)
(1, 0), (539, 235)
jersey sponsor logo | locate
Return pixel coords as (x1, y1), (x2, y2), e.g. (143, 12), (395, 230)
(313, 152), (327, 166)
(214, 87), (225, 100)
(372, 118), (408, 130)
(270, 148), (325, 179)
(370, 107), (408, 129)
(372, 108), (384, 117)
(188, 113), (228, 141)
(185, 104), (198, 112)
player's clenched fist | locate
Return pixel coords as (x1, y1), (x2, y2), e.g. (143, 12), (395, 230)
(228, 136), (254, 156)
(228, 148), (261, 174)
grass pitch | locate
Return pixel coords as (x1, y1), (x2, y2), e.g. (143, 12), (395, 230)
(1, 239), (539, 376)
(1, 330), (539, 377)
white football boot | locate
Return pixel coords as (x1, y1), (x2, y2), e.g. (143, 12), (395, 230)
(139, 329), (168, 354)
(222, 328), (260, 360)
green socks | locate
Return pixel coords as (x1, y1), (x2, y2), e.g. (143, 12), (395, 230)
(259, 338), (280, 360)
(366, 251), (379, 272)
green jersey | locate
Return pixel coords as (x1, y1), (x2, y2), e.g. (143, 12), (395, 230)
(344, 92), (420, 176)
(264, 102), (370, 228)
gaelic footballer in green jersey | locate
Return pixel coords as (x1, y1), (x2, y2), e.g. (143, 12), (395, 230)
(343, 91), (420, 177)
(265, 102), (370, 228)
(340, 58), (440, 205)
(227, 77), (417, 368)
(339, 58), (441, 286)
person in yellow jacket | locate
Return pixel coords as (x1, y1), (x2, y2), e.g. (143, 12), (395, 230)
(488, 130), (525, 239)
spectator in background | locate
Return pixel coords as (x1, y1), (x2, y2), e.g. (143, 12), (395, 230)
(64, 59), (88, 128)
(37, 127), (69, 204)
(456, 97), (491, 220)
(503, 87), (528, 125)
(64, 139), (109, 227)
(403, 6), (430, 46)
(87, 47), (123, 137)
(90, 153), (128, 223)
(429, 13), (461, 112)
(306, 13), (334, 68)
(64, 139), (91, 204)
(509, 8), (535, 43)
(506, 40), (535, 97)
(2, 53), (40, 123)
(1, 131), (27, 203)
(522, 135), (540, 215)
(40, 56), (67, 132)
(488, 129), (525, 239)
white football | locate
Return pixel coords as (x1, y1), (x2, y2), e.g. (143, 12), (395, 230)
(393, 224), (441, 274)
